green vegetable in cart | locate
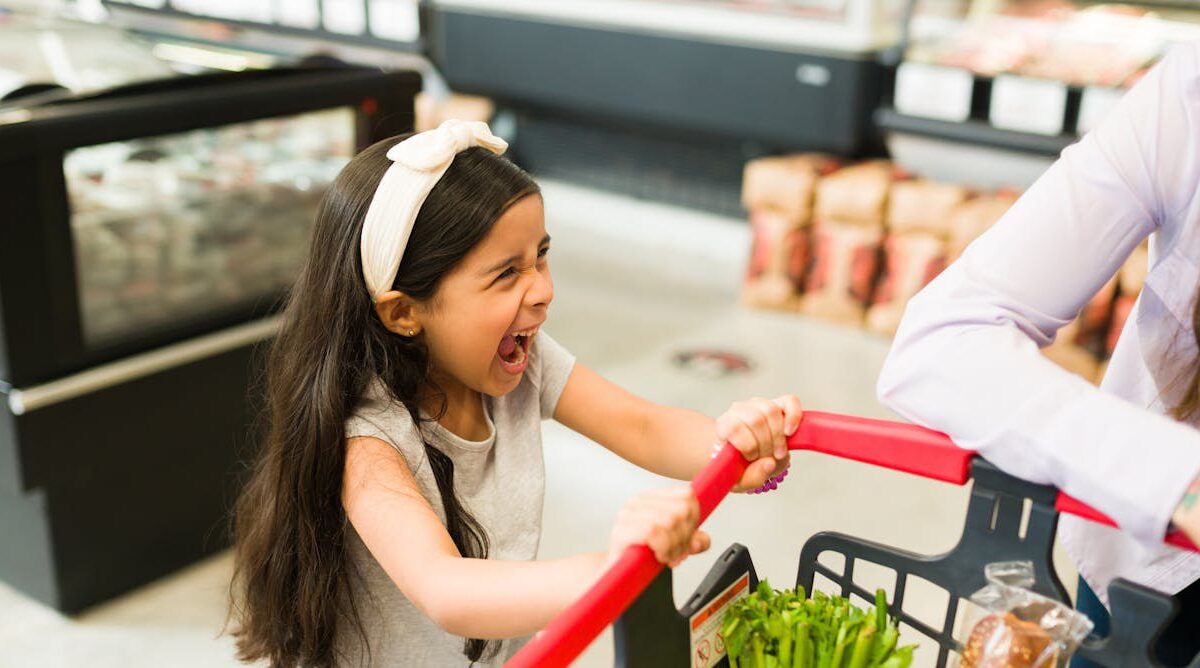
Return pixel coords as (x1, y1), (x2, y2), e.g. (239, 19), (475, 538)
(720, 581), (916, 668)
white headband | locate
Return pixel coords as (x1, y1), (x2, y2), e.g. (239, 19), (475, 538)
(360, 119), (509, 300)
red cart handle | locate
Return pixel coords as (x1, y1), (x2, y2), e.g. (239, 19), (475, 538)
(506, 411), (1198, 668)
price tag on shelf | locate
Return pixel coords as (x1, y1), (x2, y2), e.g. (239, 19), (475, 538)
(1077, 86), (1126, 134)
(278, 0), (320, 29)
(323, 0), (367, 35)
(989, 75), (1068, 136)
(369, 0), (419, 42)
(893, 62), (974, 123)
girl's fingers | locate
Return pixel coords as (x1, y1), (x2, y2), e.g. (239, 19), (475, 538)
(754, 458), (777, 485)
(727, 417), (763, 462)
(734, 457), (783, 492)
(733, 405), (774, 461)
(774, 394), (805, 436)
(689, 530), (711, 555)
(751, 397), (787, 459)
(717, 401), (762, 461)
(622, 487), (701, 565)
(732, 457), (776, 491)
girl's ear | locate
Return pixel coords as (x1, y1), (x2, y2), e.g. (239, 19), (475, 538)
(374, 291), (424, 338)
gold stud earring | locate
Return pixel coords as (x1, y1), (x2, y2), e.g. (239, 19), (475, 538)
(408, 329), (416, 336)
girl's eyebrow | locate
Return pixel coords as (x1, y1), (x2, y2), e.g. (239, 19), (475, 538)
(480, 234), (552, 276)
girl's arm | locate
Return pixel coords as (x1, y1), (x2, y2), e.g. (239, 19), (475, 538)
(553, 363), (800, 489)
(342, 436), (707, 639)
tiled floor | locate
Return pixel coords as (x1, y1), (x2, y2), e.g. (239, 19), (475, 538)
(0, 180), (1076, 667)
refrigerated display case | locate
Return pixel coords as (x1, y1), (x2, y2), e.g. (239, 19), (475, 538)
(425, 0), (901, 216)
(878, 0), (1200, 159)
(100, 0), (424, 51)
(0, 14), (419, 611)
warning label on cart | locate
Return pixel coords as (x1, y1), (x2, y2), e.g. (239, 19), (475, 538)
(689, 572), (750, 668)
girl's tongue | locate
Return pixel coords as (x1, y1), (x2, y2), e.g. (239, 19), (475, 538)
(499, 334), (519, 360)
(498, 333), (530, 372)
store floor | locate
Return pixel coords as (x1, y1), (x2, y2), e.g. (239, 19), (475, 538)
(0, 180), (1075, 667)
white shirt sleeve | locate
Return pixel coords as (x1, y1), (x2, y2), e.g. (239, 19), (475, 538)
(877, 44), (1200, 546)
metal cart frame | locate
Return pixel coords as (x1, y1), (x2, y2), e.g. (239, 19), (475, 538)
(508, 412), (1200, 667)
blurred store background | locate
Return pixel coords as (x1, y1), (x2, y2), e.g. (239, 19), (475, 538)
(0, 0), (1195, 665)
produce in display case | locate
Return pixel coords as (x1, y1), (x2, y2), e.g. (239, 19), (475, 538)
(881, 0), (1200, 152)
(66, 108), (355, 345)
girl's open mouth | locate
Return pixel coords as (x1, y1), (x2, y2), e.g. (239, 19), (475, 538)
(498, 326), (538, 374)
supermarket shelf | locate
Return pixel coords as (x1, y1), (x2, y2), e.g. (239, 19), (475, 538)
(875, 106), (1078, 157)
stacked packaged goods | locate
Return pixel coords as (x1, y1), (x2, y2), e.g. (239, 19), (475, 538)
(802, 160), (894, 326)
(867, 179), (968, 335)
(740, 156), (1142, 384)
(741, 154), (842, 311)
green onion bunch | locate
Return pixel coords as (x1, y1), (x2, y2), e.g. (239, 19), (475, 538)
(720, 581), (916, 668)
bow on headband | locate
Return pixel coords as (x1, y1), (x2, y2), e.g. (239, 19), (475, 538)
(360, 119), (509, 301)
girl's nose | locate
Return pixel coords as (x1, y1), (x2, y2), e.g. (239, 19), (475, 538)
(526, 267), (553, 309)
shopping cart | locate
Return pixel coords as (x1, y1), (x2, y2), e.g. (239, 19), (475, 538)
(507, 411), (1200, 668)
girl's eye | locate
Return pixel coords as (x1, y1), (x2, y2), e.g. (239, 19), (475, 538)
(538, 246), (550, 259)
(497, 267), (517, 281)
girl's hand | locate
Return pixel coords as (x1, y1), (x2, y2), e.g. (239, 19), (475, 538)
(608, 486), (711, 569)
(715, 395), (804, 493)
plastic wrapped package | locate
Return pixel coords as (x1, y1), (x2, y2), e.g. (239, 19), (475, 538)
(886, 179), (970, 236)
(867, 232), (948, 335)
(742, 153), (841, 223)
(742, 210), (809, 311)
(814, 160), (895, 225)
(802, 219), (884, 325)
(956, 562), (1093, 668)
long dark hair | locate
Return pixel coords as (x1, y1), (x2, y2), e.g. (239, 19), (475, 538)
(229, 134), (540, 666)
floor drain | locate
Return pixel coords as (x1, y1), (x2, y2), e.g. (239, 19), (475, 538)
(671, 349), (753, 378)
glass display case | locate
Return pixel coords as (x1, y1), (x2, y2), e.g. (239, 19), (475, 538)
(879, 0), (1200, 154)
(0, 11), (420, 613)
(66, 107), (355, 346)
(0, 63), (416, 387)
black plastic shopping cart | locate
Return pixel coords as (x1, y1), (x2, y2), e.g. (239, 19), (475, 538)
(507, 411), (1200, 667)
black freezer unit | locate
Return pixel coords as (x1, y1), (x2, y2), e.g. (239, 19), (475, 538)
(0, 63), (419, 612)
(424, 0), (897, 214)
